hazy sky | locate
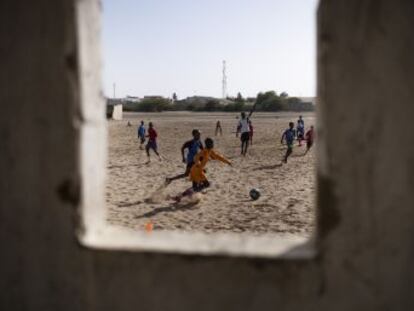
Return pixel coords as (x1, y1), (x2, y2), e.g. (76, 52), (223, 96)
(101, 0), (318, 99)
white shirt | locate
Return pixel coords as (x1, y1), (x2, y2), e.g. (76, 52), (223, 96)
(239, 118), (250, 133)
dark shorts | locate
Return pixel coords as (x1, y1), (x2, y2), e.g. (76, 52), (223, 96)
(139, 136), (145, 144)
(192, 180), (210, 192)
(146, 140), (157, 151)
(307, 140), (313, 149)
(241, 132), (250, 142)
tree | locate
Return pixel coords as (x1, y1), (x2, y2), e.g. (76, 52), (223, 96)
(137, 97), (171, 112)
(235, 92), (244, 104)
(172, 92), (178, 102)
(234, 101), (245, 111)
(205, 100), (220, 111)
(255, 91), (282, 111)
(280, 91), (289, 98)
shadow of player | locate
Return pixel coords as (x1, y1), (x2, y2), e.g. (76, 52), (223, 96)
(135, 201), (199, 219)
(108, 163), (146, 170)
(116, 200), (143, 208)
(252, 163), (283, 171)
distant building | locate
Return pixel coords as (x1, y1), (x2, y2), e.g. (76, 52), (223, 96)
(106, 98), (123, 120)
(298, 97), (317, 105)
(125, 96), (141, 103)
(183, 96), (232, 107)
(185, 96), (216, 106)
(143, 96), (164, 100)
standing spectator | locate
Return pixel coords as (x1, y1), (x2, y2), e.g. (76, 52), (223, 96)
(215, 120), (223, 136)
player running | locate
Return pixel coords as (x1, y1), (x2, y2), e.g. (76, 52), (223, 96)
(173, 137), (231, 201)
(304, 125), (315, 155)
(281, 122), (296, 163)
(137, 121), (146, 149)
(145, 122), (161, 162)
(165, 129), (203, 185)
(297, 115), (305, 146)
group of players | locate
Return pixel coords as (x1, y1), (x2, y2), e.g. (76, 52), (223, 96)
(136, 110), (314, 201)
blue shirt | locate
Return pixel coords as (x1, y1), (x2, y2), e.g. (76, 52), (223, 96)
(183, 139), (203, 164)
(138, 125), (145, 138)
(297, 119), (305, 132)
(283, 128), (296, 145)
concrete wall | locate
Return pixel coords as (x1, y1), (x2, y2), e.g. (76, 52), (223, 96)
(112, 104), (123, 120)
(1, 0), (414, 310)
(107, 104), (123, 120)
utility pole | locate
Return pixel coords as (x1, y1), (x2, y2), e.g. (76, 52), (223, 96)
(222, 60), (227, 99)
(113, 83), (116, 99)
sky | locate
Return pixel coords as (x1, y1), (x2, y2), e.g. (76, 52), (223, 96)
(101, 0), (318, 99)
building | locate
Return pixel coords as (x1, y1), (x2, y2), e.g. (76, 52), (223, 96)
(106, 98), (123, 120)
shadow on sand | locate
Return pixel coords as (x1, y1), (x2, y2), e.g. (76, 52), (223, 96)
(116, 200), (143, 207)
(252, 163), (283, 171)
(135, 201), (199, 219)
(108, 163), (145, 170)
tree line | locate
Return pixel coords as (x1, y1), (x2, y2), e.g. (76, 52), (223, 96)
(121, 91), (314, 112)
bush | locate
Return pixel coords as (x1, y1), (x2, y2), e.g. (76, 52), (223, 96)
(124, 98), (172, 112)
(204, 100), (221, 111)
(122, 92), (314, 112)
(282, 97), (314, 111)
(123, 101), (141, 111)
(255, 91), (282, 111)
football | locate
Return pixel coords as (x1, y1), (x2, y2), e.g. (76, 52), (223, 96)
(249, 188), (261, 200)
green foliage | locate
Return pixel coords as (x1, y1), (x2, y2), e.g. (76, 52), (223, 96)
(124, 98), (171, 112)
(222, 101), (245, 112)
(122, 101), (141, 111)
(121, 91), (314, 112)
(204, 99), (220, 111)
(140, 98), (171, 112)
(186, 104), (195, 111)
(255, 91), (282, 111)
(235, 92), (244, 104)
(282, 97), (314, 111)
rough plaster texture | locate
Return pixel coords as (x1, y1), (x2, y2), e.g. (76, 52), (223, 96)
(1, 0), (414, 310)
(112, 104), (123, 120)
(106, 104), (123, 120)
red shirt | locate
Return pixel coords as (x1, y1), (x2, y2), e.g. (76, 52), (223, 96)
(148, 128), (157, 141)
(305, 129), (314, 142)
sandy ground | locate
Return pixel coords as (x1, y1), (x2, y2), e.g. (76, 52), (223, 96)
(106, 112), (316, 237)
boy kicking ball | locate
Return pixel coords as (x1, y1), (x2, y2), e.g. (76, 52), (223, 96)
(165, 129), (203, 185)
(173, 137), (231, 202)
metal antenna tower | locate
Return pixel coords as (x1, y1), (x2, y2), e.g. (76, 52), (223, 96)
(222, 60), (227, 99)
